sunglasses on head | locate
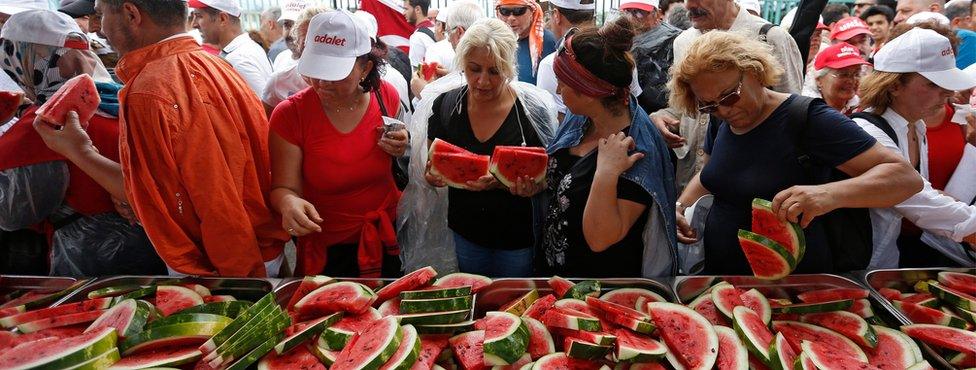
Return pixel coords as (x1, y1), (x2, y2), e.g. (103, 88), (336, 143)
(696, 73), (743, 114)
(497, 6), (530, 16)
(556, 27), (579, 55)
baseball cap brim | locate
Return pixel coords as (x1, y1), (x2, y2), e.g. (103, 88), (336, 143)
(620, 2), (655, 11)
(920, 69), (976, 91)
(833, 28), (870, 41)
(821, 58), (871, 70)
(59, 0), (94, 17)
(0, 6), (34, 15)
(298, 54), (358, 81)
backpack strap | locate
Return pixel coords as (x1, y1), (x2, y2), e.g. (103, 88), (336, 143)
(438, 87), (464, 132)
(758, 23), (775, 43)
(416, 27), (435, 42)
(375, 88), (389, 118)
(851, 112), (899, 146)
(781, 95), (817, 170)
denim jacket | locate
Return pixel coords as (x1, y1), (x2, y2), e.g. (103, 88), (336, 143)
(544, 97), (679, 277)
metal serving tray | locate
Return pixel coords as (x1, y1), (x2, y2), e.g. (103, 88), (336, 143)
(862, 267), (976, 370)
(474, 278), (676, 317)
(0, 275), (87, 309)
(56, 276), (276, 305)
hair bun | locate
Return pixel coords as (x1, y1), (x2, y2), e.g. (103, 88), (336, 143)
(599, 16), (637, 52)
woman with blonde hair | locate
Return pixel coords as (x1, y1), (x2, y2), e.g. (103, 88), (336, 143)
(670, 31), (921, 274)
(398, 18), (557, 276)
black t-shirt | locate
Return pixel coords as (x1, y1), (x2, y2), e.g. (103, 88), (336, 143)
(701, 96), (876, 274)
(427, 88), (542, 250)
(540, 126), (651, 277)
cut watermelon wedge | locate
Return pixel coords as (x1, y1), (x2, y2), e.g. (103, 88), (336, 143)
(0, 326), (117, 370)
(767, 332), (795, 370)
(799, 311), (878, 349)
(799, 340), (878, 370)
(771, 321), (867, 362)
(110, 345), (203, 369)
(86, 298), (152, 338)
(865, 325), (919, 370)
(738, 230), (795, 280)
(332, 317), (403, 370)
(614, 327), (667, 362)
(647, 302), (718, 370)
(522, 317), (555, 360)
(379, 324), (422, 370)
(900, 323), (976, 354)
(938, 271), (976, 296)
(37, 74), (100, 125)
(713, 325), (749, 370)
(732, 306), (774, 363)
(711, 282), (744, 321)
(750, 198), (805, 263)
(433, 273), (492, 293)
(483, 312), (530, 366)
(375, 266), (437, 304)
(796, 288), (869, 303)
(0, 298), (112, 328)
(489, 146), (548, 188)
(430, 152), (491, 190)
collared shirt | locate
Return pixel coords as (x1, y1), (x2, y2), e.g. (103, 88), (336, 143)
(408, 21), (437, 67)
(853, 108), (976, 269)
(262, 61), (410, 110)
(222, 33), (273, 96)
(272, 49), (297, 72)
(660, 5), (805, 192)
(115, 35), (288, 277)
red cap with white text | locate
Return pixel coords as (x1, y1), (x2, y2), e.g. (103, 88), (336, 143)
(298, 10), (372, 81)
(814, 42), (871, 70)
(829, 17), (870, 41)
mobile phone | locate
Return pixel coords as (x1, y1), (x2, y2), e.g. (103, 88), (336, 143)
(382, 116), (406, 135)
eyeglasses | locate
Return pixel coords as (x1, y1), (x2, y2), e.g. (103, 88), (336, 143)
(497, 6), (530, 16)
(696, 74), (743, 114)
(829, 71), (864, 80)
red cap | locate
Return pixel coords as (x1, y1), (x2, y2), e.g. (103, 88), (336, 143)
(816, 22), (829, 30)
(829, 17), (871, 41)
(815, 42), (871, 70)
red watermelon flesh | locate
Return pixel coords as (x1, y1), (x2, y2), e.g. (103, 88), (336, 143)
(523, 294), (556, 321)
(846, 299), (874, 319)
(489, 147), (548, 187)
(713, 325), (748, 370)
(202, 295), (235, 303)
(0, 297), (111, 328)
(259, 345), (325, 370)
(739, 289), (770, 324)
(286, 276), (334, 311)
(549, 277), (575, 299)
(16, 309), (106, 333)
(0, 331), (18, 353)
(750, 198), (805, 261)
(878, 288), (902, 301)
(900, 323), (976, 354)
(771, 321), (865, 360)
(0, 291), (51, 310)
(433, 273), (492, 293)
(411, 334), (449, 370)
(0, 327), (114, 368)
(332, 308), (383, 333)
(738, 230), (794, 280)
(647, 302), (718, 370)
(901, 293), (935, 305)
(802, 341), (879, 370)
(689, 294), (728, 326)
(522, 317), (555, 360)
(0, 91), (23, 122)
(866, 327), (916, 370)
(430, 152), (490, 189)
(799, 311), (876, 349)
(614, 327), (666, 358)
(449, 330), (487, 370)
(112, 345), (203, 369)
(748, 354), (771, 370)
(893, 300), (971, 329)
(155, 285), (204, 316)
(374, 266), (437, 304)
(797, 288), (869, 303)
(938, 271), (976, 296)
(295, 282), (376, 316)
(332, 318), (400, 370)
(429, 138), (469, 155)
(37, 74), (100, 125)
(585, 296), (648, 323)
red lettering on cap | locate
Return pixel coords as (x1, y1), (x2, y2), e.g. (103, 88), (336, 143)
(942, 48), (953, 56)
(313, 34), (347, 46)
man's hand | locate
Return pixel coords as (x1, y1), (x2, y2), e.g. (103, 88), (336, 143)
(33, 111), (95, 161)
(649, 112), (686, 148)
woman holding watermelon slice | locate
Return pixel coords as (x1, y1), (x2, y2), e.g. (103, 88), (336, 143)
(540, 17), (679, 278)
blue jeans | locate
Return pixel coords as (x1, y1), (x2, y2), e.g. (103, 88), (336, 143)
(453, 232), (533, 277)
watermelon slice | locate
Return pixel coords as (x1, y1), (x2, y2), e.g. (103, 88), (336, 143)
(542, 307), (602, 332)
(799, 311), (877, 349)
(711, 282), (744, 321)
(750, 198), (805, 262)
(332, 317), (403, 370)
(16, 309), (107, 333)
(689, 292), (728, 326)
(584, 296), (653, 334)
(0, 90), (23, 123)
(891, 300), (971, 329)
(938, 271), (976, 296)
(375, 266), (438, 304)
(530, 352), (605, 370)
(521, 317), (555, 360)
(737, 230), (795, 280)
(397, 310), (470, 326)
(110, 345), (203, 369)
(489, 146), (548, 187)
(285, 276), (335, 311)
(379, 324), (422, 370)
(294, 282), (376, 316)
(771, 321), (867, 361)
(865, 326), (919, 370)
(772, 299), (853, 314)
(646, 302), (719, 370)
(522, 294), (556, 321)
(420, 62), (440, 80)
(199, 294), (276, 354)
(430, 152), (491, 189)
(433, 273), (492, 293)
(0, 297), (112, 328)
(400, 296), (473, 314)
(732, 306), (774, 363)
(37, 74), (101, 125)
(927, 282), (976, 311)
(500, 289), (540, 316)
(483, 312), (530, 365)
(796, 288), (869, 303)
(846, 299), (875, 319)
(379, 298), (402, 317)
(411, 334), (450, 369)
(449, 329), (486, 370)
(563, 281), (601, 301)
(402, 286), (472, 300)
(799, 341), (878, 370)
(548, 277), (576, 299)
(614, 327), (667, 362)
(86, 298), (152, 338)
(767, 332), (795, 370)
(564, 337), (611, 360)
(0, 326), (117, 370)
(739, 289), (771, 325)
(122, 320), (230, 355)
(713, 325), (749, 370)
(258, 345), (325, 370)
(275, 313), (342, 355)
(203, 295), (237, 303)
(878, 288), (903, 301)
(900, 323), (976, 354)
(155, 285), (205, 317)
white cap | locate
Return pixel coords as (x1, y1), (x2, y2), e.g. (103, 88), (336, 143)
(906, 11), (951, 27)
(299, 10), (372, 81)
(187, 0), (243, 18)
(353, 10), (379, 40)
(435, 6), (449, 22)
(0, 9), (88, 49)
(551, 0), (597, 11)
(0, 0), (48, 16)
(737, 0), (761, 15)
(875, 28), (976, 91)
(279, 0), (310, 22)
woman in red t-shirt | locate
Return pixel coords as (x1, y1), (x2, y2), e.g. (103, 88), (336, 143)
(269, 10), (409, 278)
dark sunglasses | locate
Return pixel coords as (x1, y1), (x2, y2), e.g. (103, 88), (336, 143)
(497, 6), (530, 16)
(696, 74), (743, 114)
(556, 27), (579, 55)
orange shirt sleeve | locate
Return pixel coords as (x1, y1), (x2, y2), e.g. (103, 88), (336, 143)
(122, 93), (268, 277)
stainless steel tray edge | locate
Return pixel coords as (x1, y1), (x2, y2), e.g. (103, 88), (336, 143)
(54, 275), (277, 306)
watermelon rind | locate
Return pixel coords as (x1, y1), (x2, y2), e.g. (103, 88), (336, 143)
(799, 340), (873, 370)
(543, 308), (602, 332)
(483, 312), (530, 365)
(771, 299), (853, 314)
(286, 275), (335, 310)
(584, 296), (653, 334)
(379, 324), (422, 370)
(415, 320), (477, 335)
(225, 333), (283, 370)
(107, 347), (203, 369)
(751, 198), (806, 262)
(199, 293), (275, 353)
(740, 289), (771, 325)
(799, 311), (877, 349)
(399, 296), (473, 314)
(771, 321), (867, 362)
(792, 351), (816, 370)
(530, 352), (605, 370)
(145, 313), (233, 330)
(0, 326), (117, 370)
(0, 298), (113, 328)
(713, 325), (748, 370)
(732, 306), (774, 364)
(396, 309), (470, 325)
(274, 312), (342, 354)
(557, 328), (615, 347)
(375, 266), (438, 304)
(21, 280), (89, 311)
(737, 229), (796, 279)
(647, 302), (719, 370)
(866, 325), (919, 370)
(121, 320), (229, 355)
(16, 309), (107, 333)
(86, 298), (152, 338)
(177, 300), (251, 318)
(767, 332), (794, 370)
(207, 309), (291, 366)
(938, 271), (976, 295)
(565, 338), (612, 360)
(432, 273), (492, 293)
(615, 328), (667, 362)
(953, 306), (976, 325)
(86, 285), (143, 300)
(500, 289), (539, 316)
(522, 317), (556, 360)
(928, 282), (976, 311)
(203, 305), (283, 361)
(321, 327), (357, 350)
(900, 323), (976, 354)
(564, 280), (601, 300)
(294, 282), (377, 315)
(893, 299), (973, 329)
(331, 317), (403, 370)
(68, 348), (120, 370)
(401, 286), (473, 300)
(600, 288), (666, 312)
(113, 286), (157, 304)
(310, 337), (340, 366)
(711, 282), (743, 321)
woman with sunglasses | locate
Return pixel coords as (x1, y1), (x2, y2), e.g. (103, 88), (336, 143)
(540, 17), (678, 277)
(670, 31), (920, 275)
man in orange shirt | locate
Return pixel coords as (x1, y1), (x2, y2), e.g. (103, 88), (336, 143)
(33, 0), (288, 277)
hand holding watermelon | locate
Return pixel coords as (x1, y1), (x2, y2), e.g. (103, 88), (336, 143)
(424, 160), (449, 188)
(771, 185), (835, 228)
(32, 111), (95, 161)
(463, 174), (500, 191)
(508, 176), (545, 197)
(375, 125), (409, 157)
(595, 132), (644, 177)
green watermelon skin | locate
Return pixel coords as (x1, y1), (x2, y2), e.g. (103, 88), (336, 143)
(750, 198), (805, 262)
(737, 230), (795, 280)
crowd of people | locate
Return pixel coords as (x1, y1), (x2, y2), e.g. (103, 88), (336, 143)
(0, 0), (973, 279)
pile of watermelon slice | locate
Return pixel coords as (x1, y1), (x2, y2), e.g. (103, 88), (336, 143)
(738, 198), (807, 280)
(428, 139), (548, 190)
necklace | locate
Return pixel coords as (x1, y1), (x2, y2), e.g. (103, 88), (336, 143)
(327, 94), (363, 113)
